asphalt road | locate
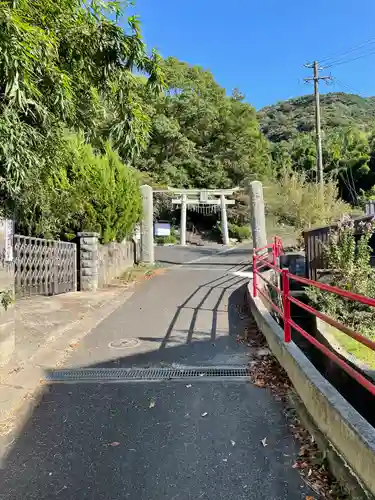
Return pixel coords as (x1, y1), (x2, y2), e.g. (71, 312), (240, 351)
(0, 245), (314, 499)
(154, 243), (229, 266)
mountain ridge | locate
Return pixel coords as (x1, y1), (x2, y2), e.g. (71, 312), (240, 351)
(258, 92), (375, 143)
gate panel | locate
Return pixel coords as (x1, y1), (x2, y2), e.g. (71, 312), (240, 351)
(14, 235), (77, 298)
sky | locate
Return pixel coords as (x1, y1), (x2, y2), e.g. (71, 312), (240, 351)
(128, 0), (375, 109)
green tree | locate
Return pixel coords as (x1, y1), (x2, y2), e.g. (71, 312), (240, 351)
(324, 127), (371, 204)
(0, 0), (161, 236)
(0, 0), (162, 187)
(135, 57), (270, 188)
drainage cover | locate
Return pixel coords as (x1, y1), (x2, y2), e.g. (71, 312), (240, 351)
(108, 338), (140, 349)
(46, 366), (249, 383)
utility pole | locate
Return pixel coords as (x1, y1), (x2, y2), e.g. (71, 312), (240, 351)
(304, 61), (331, 190)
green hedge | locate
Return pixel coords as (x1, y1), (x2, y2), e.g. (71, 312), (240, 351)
(228, 223), (250, 242)
(16, 133), (142, 243)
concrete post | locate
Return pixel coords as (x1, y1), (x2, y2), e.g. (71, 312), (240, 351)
(180, 194), (187, 246)
(0, 219), (14, 367)
(220, 194), (230, 245)
(249, 180), (267, 251)
(78, 232), (99, 291)
(140, 184), (154, 264)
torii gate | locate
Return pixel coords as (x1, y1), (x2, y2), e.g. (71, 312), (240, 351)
(153, 187), (239, 246)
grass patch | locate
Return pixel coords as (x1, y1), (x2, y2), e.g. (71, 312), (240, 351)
(266, 215), (301, 248)
(119, 263), (165, 284)
(328, 325), (375, 370)
(318, 320), (375, 371)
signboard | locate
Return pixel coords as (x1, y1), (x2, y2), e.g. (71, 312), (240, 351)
(154, 222), (171, 237)
(0, 219), (13, 263)
(200, 190), (208, 203)
(134, 224), (141, 241)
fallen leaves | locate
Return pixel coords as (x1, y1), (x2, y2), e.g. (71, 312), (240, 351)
(248, 355), (291, 402)
(292, 460), (309, 469)
(254, 379), (266, 388)
(245, 314), (348, 500)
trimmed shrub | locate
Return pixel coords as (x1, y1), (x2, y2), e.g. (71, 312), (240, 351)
(228, 223), (250, 242)
(16, 133), (142, 242)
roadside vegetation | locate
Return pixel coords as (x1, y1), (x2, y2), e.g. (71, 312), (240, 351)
(306, 215), (375, 366)
(264, 170), (351, 230)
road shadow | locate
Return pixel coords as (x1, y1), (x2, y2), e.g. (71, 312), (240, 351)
(160, 273), (248, 348)
(155, 245), (252, 266)
(78, 276), (249, 369)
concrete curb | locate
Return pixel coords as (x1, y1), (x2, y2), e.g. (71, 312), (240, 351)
(0, 286), (135, 461)
(247, 281), (375, 498)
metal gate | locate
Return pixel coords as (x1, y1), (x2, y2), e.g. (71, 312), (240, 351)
(14, 235), (77, 298)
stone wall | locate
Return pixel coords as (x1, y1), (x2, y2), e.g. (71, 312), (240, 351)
(78, 232), (99, 292)
(98, 241), (136, 288)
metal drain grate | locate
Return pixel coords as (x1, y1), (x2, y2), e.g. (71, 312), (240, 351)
(46, 366), (249, 383)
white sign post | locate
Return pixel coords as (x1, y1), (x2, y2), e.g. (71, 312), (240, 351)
(5, 219), (13, 262)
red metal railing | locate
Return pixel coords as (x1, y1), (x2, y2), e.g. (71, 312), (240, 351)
(252, 237), (375, 397)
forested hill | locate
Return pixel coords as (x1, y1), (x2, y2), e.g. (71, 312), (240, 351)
(258, 92), (375, 143)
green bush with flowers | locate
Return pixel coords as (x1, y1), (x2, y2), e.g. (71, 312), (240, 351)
(306, 214), (375, 340)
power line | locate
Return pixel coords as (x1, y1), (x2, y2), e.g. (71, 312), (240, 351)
(323, 49), (375, 69)
(317, 37), (375, 65)
(331, 77), (362, 96)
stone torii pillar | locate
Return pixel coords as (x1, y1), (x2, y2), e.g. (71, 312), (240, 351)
(180, 194), (187, 246)
(165, 187), (237, 247)
(140, 184), (154, 264)
(220, 194), (230, 246)
(249, 180), (267, 251)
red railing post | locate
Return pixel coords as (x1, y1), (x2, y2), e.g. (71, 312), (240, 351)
(282, 269), (291, 342)
(252, 252), (257, 297)
(275, 236), (283, 259)
(272, 240), (277, 266)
